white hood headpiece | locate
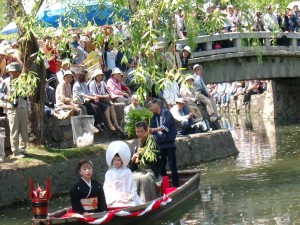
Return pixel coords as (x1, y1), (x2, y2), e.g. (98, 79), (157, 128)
(106, 141), (131, 168)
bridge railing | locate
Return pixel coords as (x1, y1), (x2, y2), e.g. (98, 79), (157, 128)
(178, 32), (300, 63)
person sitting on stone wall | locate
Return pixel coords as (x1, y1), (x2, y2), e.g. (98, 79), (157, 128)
(179, 74), (203, 120)
(192, 64), (221, 122)
(56, 70), (86, 117)
(170, 98), (195, 136)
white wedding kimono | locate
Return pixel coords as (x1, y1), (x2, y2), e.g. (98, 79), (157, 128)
(104, 167), (143, 207)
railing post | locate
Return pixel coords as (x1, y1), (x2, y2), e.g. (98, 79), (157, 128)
(291, 37), (297, 48)
(205, 41), (213, 51)
(264, 37), (271, 47)
(234, 38), (241, 50)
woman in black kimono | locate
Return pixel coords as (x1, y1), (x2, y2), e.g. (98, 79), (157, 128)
(70, 160), (107, 214)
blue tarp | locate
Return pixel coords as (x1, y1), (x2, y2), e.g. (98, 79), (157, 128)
(0, 22), (18, 34)
(1, 0), (129, 34)
(35, 0), (128, 27)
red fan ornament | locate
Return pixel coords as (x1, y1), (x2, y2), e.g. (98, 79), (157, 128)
(29, 178), (52, 219)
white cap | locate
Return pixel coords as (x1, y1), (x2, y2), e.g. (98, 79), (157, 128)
(182, 45), (191, 53)
(185, 74), (195, 81)
(175, 97), (185, 104)
(112, 67), (123, 75)
(193, 64), (202, 71)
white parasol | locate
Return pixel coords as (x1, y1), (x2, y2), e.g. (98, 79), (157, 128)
(287, 1), (300, 9)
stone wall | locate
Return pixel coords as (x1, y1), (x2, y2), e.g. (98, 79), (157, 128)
(0, 129), (238, 207)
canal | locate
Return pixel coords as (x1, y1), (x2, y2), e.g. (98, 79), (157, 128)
(1, 113), (300, 224)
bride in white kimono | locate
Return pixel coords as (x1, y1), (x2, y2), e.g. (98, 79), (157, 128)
(103, 141), (144, 207)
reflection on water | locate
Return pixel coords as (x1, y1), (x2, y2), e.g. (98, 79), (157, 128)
(182, 113), (300, 225)
(2, 113), (300, 225)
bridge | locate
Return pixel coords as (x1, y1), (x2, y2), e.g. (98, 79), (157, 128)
(179, 32), (300, 83)
(179, 32), (300, 120)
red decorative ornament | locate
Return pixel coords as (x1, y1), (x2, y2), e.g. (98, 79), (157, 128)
(29, 178), (52, 219)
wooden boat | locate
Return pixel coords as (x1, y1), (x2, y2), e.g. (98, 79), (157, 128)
(31, 169), (200, 225)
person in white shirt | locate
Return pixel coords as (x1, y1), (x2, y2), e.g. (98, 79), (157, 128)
(103, 141), (143, 207)
(170, 98), (195, 135)
(179, 75), (203, 120)
(163, 78), (180, 109)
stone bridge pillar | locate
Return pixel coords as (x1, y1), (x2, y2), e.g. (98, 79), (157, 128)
(263, 79), (300, 120)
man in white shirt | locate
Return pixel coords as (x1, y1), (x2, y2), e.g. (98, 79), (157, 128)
(170, 98), (194, 136)
(192, 64), (221, 122)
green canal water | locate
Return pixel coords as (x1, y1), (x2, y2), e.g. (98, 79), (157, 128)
(1, 113), (300, 225)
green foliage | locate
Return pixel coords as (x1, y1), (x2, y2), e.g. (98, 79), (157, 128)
(11, 71), (39, 98)
(140, 135), (158, 165)
(124, 108), (153, 138)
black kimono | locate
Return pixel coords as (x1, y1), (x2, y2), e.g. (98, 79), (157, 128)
(70, 178), (108, 214)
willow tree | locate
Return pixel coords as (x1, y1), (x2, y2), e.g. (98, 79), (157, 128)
(3, 0), (290, 146)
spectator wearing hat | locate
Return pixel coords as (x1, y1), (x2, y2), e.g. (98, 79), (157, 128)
(180, 75), (203, 120)
(148, 99), (178, 187)
(73, 70), (106, 132)
(0, 62), (28, 159)
(57, 58), (72, 84)
(56, 70), (85, 116)
(192, 64), (221, 122)
(170, 98), (195, 136)
(106, 67), (131, 105)
(181, 45), (191, 69)
(88, 69), (121, 131)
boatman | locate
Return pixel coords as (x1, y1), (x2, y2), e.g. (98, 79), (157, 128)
(129, 121), (162, 202)
(148, 98), (179, 187)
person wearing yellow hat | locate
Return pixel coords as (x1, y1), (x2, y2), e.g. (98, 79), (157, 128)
(88, 69), (121, 131)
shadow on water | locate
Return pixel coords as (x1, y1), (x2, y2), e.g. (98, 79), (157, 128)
(2, 113), (300, 225)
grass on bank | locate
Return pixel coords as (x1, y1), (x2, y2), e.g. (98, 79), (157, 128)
(1, 144), (106, 169)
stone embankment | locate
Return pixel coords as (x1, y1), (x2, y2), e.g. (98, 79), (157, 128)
(0, 129), (238, 207)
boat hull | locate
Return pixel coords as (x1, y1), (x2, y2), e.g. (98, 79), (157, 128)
(32, 170), (200, 225)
